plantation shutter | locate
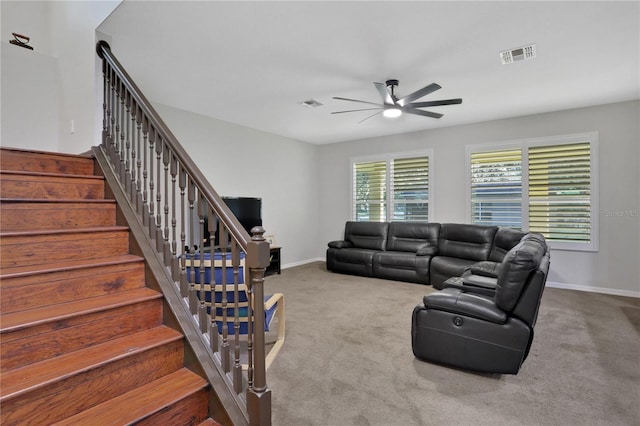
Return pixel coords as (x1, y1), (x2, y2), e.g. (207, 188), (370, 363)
(391, 156), (429, 221)
(353, 161), (387, 221)
(470, 149), (523, 228)
(528, 142), (591, 242)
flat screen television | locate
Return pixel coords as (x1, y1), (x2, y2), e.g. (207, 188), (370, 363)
(202, 197), (262, 247)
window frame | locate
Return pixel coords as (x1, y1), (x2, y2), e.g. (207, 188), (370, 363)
(351, 150), (434, 223)
(465, 132), (599, 252)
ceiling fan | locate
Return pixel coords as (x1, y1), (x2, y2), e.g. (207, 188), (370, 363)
(332, 79), (462, 123)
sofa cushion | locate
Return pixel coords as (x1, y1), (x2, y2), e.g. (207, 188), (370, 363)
(489, 227), (526, 262)
(386, 222), (440, 252)
(438, 223), (498, 261)
(344, 221), (389, 251)
(495, 234), (547, 312)
(373, 251), (431, 284)
(429, 256), (478, 289)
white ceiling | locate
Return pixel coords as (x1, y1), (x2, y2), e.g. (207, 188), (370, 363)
(98, 1), (639, 145)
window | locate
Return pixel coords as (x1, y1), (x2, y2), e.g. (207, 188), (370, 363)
(352, 152), (431, 222)
(466, 133), (598, 252)
(470, 149), (523, 228)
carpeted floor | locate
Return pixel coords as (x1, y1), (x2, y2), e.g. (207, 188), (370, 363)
(264, 262), (640, 426)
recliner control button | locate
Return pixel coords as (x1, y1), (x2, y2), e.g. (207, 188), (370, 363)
(453, 316), (463, 326)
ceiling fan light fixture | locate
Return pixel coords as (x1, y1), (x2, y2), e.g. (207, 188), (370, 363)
(383, 107), (402, 118)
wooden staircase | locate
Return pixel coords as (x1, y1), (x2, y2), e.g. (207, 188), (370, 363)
(0, 148), (218, 425)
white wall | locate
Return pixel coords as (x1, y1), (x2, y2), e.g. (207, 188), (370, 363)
(0, 0), (120, 153)
(153, 103), (321, 268)
(319, 100), (640, 296)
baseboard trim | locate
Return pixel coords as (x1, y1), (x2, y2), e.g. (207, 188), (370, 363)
(546, 281), (640, 298)
(282, 257), (324, 270)
(278, 262), (640, 298)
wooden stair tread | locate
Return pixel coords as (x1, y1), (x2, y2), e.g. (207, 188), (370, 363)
(0, 198), (114, 204)
(0, 287), (161, 332)
(0, 146), (93, 159)
(0, 225), (129, 238)
(51, 368), (208, 425)
(199, 419), (223, 426)
(0, 325), (182, 401)
(0, 254), (143, 280)
(0, 170), (103, 180)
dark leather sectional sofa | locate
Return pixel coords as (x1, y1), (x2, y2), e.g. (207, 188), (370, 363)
(326, 221), (525, 288)
(327, 221), (550, 374)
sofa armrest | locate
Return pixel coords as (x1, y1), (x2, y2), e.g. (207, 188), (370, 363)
(465, 261), (501, 278)
(416, 243), (438, 256)
(423, 288), (507, 324)
(328, 240), (353, 249)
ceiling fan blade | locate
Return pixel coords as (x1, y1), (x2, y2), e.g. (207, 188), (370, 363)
(409, 98), (463, 108)
(358, 111), (382, 124)
(333, 97), (382, 107)
(331, 107), (383, 114)
(403, 108), (444, 119)
(397, 83), (441, 107)
(373, 82), (394, 105)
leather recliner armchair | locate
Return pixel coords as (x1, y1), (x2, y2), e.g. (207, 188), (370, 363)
(411, 233), (550, 374)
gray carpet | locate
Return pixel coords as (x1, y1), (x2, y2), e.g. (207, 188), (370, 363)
(264, 262), (640, 426)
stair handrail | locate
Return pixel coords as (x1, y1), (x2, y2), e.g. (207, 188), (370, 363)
(96, 40), (271, 425)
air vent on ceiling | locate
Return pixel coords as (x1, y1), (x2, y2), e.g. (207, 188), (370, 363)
(500, 44), (536, 64)
(300, 99), (323, 108)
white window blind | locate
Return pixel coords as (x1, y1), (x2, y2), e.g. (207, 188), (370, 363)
(470, 149), (522, 228)
(391, 156), (429, 221)
(467, 133), (598, 251)
(528, 142), (591, 243)
(352, 154), (430, 222)
(353, 161), (387, 222)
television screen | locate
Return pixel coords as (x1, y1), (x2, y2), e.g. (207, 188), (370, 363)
(202, 197), (262, 247)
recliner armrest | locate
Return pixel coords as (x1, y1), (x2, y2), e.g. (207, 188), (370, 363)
(423, 288), (507, 324)
(442, 276), (497, 297)
(328, 240), (353, 249)
(465, 261), (501, 278)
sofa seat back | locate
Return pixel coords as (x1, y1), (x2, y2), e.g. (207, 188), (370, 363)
(438, 223), (498, 261)
(386, 221), (440, 252)
(489, 227), (526, 262)
(495, 233), (549, 314)
(345, 221), (389, 251)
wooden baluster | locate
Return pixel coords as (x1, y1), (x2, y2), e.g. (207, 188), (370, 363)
(197, 197), (208, 333)
(108, 68), (116, 160)
(118, 79), (126, 183)
(148, 128), (156, 238)
(187, 180), (198, 315)
(129, 97), (137, 204)
(101, 59), (108, 147)
(232, 240), (243, 394)
(162, 143), (171, 263)
(155, 135), (163, 250)
(209, 211), (219, 353)
(112, 75), (121, 169)
(141, 118), (150, 227)
(135, 104), (143, 213)
(219, 224), (230, 372)
(124, 90), (132, 194)
(170, 151), (179, 279)
(179, 164), (188, 296)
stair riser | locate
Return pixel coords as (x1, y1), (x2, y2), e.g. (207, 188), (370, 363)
(0, 174), (105, 200)
(0, 340), (184, 426)
(1, 299), (163, 372)
(0, 230), (130, 270)
(135, 389), (210, 426)
(0, 149), (94, 175)
(0, 202), (116, 231)
(1, 261), (145, 313)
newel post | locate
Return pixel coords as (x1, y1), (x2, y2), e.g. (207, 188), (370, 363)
(246, 226), (272, 426)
